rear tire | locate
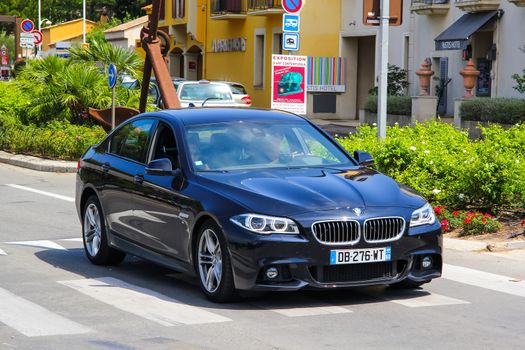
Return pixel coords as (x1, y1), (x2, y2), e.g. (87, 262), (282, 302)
(194, 220), (236, 302)
(82, 195), (125, 266)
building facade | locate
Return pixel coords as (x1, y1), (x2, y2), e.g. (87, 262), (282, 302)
(41, 19), (97, 54)
(104, 16), (148, 50)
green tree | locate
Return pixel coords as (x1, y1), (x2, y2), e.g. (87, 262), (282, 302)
(368, 64), (409, 96)
(69, 38), (143, 78)
(512, 69), (525, 94)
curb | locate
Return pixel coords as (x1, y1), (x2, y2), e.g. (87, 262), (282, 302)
(444, 237), (525, 252)
(0, 151), (77, 173)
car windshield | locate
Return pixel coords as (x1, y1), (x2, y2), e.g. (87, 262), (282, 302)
(184, 121), (354, 172)
(179, 83), (233, 101)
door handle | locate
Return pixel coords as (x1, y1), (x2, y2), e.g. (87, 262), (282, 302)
(134, 174), (144, 184)
(101, 163), (110, 174)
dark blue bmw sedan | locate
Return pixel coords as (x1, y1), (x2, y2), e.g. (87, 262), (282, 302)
(76, 108), (442, 302)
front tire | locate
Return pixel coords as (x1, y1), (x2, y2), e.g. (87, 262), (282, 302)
(82, 195), (125, 266)
(195, 220), (236, 302)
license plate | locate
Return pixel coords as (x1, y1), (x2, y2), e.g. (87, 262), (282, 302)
(330, 247), (391, 265)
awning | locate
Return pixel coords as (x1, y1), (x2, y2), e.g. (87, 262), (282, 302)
(434, 11), (498, 51)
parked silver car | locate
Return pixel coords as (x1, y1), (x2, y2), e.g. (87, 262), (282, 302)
(177, 81), (239, 108)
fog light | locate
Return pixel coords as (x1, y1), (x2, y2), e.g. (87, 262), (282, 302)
(266, 267), (279, 279)
(421, 256), (433, 269)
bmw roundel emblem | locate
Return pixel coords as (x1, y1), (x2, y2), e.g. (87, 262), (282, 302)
(352, 208), (362, 216)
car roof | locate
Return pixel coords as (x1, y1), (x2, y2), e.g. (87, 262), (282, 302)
(157, 108), (306, 126)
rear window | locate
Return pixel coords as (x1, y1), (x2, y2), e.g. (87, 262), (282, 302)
(229, 84), (247, 95)
(179, 83), (233, 101)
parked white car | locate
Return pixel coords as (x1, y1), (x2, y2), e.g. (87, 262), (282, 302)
(219, 81), (252, 107)
(177, 81), (239, 108)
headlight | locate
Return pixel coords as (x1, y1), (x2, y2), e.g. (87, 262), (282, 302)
(410, 203), (436, 227)
(230, 214), (299, 234)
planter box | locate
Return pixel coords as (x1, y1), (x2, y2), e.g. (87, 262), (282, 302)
(461, 120), (514, 139)
(362, 110), (412, 127)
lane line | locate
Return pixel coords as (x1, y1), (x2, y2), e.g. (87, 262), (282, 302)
(0, 287), (91, 337)
(0, 248), (7, 256)
(59, 277), (231, 325)
(364, 289), (469, 308)
(443, 263), (525, 298)
(6, 184), (75, 202)
(253, 298), (351, 317)
(4, 240), (67, 251)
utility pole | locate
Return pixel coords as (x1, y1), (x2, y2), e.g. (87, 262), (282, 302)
(377, 0), (390, 140)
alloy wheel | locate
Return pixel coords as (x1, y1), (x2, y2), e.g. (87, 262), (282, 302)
(198, 228), (223, 293)
(84, 203), (102, 257)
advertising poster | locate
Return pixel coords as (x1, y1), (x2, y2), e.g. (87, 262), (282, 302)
(271, 54), (307, 115)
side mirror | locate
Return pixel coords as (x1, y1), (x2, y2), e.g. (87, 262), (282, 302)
(354, 150), (374, 167)
(145, 158), (173, 176)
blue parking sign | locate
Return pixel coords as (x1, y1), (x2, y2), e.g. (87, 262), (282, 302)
(283, 33), (299, 51)
(108, 63), (117, 88)
(283, 14), (300, 33)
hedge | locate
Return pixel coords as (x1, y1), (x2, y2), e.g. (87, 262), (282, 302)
(460, 97), (525, 124)
(337, 122), (525, 212)
(364, 95), (412, 116)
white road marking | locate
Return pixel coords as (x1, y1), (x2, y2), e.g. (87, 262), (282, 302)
(0, 248), (7, 256)
(253, 298), (351, 317)
(6, 184), (75, 202)
(60, 238), (83, 243)
(4, 240), (67, 251)
(59, 277), (231, 325)
(443, 264), (525, 298)
(365, 289), (469, 308)
(0, 287), (90, 337)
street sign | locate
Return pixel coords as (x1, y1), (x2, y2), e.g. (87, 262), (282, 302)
(20, 32), (35, 48)
(282, 0), (304, 14)
(32, 30), (43, 45)
(21, 19), (35, 33)
(283, 33), (299, 51)
(108, 63), (117, 88)
(282, 14), (300, 33)
(1, 44), (8, 66)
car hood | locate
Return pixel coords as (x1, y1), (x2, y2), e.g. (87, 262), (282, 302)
(196, 167), (426, 216)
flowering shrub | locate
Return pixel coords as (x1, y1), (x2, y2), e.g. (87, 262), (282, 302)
(461, 212), (501, 236)
(434, 205), (463, 232)
(337, 122), (525, 212)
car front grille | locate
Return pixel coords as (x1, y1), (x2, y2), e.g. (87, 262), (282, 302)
(311, 220), (360, 245)
(310, 261), (400, 283)
(363, 217), (405, 243)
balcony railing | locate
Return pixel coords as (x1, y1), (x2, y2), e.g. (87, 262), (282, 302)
(508, 0), (525, 6)
(211, 0), (247, 19)
(411, 0), (450, 15)
(455, 0), (500, 12)
(247, 0), (284, 15)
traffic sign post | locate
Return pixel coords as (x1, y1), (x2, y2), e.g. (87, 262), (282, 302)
(108, 63), (117, 129)
(283, 14), (300, 33)
(377, 0), (390, 140)
(32, 30), (43, 45)
(21, 19), (35, 33)
(282, 0), (304, 14)
(283, 33), (299, 51)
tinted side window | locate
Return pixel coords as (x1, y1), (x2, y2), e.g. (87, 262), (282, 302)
(109, 119), (156, 163)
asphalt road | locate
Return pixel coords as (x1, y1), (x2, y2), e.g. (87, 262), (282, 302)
(1, 163), (525, 350)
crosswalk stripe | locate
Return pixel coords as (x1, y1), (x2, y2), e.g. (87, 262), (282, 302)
(58, 277), (231, 326)
(253, 298), (351, 317)
(5, 184), (75, 202)
(4, 240), (67, 250)
(0, 287), (91, 337)
(60, 238), (83, 242)
(364, 288), (470, 308)
(443, 264), (525, 298)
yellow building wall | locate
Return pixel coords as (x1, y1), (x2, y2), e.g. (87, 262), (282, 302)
(42, 20), (97, 51)
(204, 0), (341, 109)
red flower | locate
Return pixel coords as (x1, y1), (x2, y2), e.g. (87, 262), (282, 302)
(466, 211), (474, 217)
(441, 219), (449, 232)
(434, 206), (442, 215)
(464, 217), (471, 224)
(482, 217), (487, 224)
(484, 213), (492, 218)
(452, 211), (460, 216)
(521, 219), (525, 227)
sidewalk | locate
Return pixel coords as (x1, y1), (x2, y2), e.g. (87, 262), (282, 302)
(0, 151), (77, 173)
(444, 237), (525, 252)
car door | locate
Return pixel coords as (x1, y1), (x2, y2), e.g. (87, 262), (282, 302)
(100, 118), (157, 243)
(133, 121), (193, 261)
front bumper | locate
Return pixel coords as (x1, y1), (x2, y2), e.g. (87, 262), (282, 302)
(221, 212), (443, 291)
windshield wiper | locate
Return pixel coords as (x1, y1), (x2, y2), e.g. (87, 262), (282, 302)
(202, 97), (223, 107)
